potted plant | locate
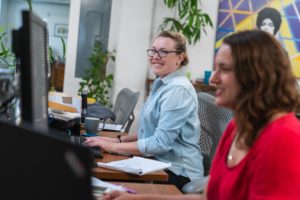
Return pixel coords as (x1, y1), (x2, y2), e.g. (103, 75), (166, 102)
(78, 41), (115, 107)
(160, 0), (213, 44)
(0, 0), (32, 69)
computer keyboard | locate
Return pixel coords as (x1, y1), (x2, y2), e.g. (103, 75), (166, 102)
(70, 135), (86, 145)
(70, 135), (103, 158)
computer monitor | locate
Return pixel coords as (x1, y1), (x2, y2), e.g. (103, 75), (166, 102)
(0, 120), (93, 199)
(12, 10), (50, 132)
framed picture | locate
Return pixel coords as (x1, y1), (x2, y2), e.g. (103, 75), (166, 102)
(54, 23), (68, 38)
(215, 0), (300, 78)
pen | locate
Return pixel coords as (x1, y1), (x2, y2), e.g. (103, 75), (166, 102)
(120, 185), (137, 194)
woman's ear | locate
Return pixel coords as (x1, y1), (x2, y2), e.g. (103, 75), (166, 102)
(178, 53), (185, 65)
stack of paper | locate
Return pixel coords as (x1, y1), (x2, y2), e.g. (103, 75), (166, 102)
(91, 177), (128, 197)
(97, 156), (172, 176)
(49, 109), (81, 121)
(91, 177), (126, 192)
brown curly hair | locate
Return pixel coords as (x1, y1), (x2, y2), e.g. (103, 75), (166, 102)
(223, 30), (300, 148)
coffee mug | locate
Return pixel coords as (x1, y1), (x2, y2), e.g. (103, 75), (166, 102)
(85, 117), (100, 134)
(204, 70), (212, 85)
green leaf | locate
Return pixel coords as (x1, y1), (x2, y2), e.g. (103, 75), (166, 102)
(193, 29), (200, 45)
(204, 14), (213, 27)
(164, 0), (177, 8)
(161, 0), (213, 45)
(60, 37), (66, 60)
(1, 40), (7, 52)
(0, 32), (6, 40)
(26, 0), (33, 11)
(190, 0), (197, 9)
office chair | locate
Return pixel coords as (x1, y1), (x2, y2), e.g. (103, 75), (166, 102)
(113, 88), (140, 132)
(182, 92), (233, 194)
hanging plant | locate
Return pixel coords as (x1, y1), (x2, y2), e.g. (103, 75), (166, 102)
(160, 0), (213, 45)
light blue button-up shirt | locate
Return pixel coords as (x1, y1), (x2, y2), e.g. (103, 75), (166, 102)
(137, 68), (204, 181)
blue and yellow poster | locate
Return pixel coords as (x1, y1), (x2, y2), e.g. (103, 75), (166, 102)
(216, 0), (300, 77)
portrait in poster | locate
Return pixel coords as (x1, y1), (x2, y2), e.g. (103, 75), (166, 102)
(216, 0), (300, 78)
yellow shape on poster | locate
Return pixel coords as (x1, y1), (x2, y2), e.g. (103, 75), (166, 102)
(291, 58), (300, 78)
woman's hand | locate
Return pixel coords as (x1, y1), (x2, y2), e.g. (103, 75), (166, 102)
(103, 190), (136, 200)
(83, 137), (117, 152)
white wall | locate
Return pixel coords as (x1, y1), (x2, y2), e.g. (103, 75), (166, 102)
(64, 0), (219, 133)
(63, 0), (81, 96)
(107, 0), (154, 133)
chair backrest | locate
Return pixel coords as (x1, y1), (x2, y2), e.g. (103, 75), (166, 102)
(113, 88), (140, 132)
(197, 92), (233, 176)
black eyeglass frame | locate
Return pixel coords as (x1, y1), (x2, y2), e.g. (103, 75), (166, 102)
(146, 49), (182, 58)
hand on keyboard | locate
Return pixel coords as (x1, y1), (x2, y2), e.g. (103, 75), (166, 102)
(70, 136), (103, 158)
(83, 136), (116, 155)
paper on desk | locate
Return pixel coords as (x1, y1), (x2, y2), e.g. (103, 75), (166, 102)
(91, 177), (126, 193)
(97, 156), (171, 176)
(49, 111), (81, 121)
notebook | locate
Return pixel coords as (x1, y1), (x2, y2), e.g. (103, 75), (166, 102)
(97, 156), (171, 175)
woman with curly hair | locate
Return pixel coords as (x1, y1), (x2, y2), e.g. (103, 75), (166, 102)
(206, 29), (300, 199)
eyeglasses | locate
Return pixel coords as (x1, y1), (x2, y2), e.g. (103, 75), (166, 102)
(147, 49), (181, 58)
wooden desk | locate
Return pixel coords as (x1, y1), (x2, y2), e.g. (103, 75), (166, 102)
(100, 130), (124, 137)
(111, 182), (182, 195)
(92, 131), (169, 182)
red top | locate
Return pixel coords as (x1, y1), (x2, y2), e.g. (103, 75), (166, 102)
(207, 113), (300, 200)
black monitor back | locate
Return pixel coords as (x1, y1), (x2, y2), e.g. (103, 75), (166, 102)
(0, 121), (93, 200)
(12, 10), (49, 132)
